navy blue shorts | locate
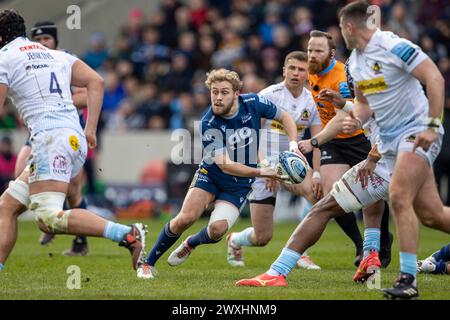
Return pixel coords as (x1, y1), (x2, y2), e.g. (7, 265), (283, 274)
(189, 168), (252, 211)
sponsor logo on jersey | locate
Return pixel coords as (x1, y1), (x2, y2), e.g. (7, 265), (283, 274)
(19, 44), (47, 51)
(356, 77), (388, 94)
(69, 135), (80, 151)
(241, 113), (252, 124)
(269, 120), (305, 134)
(25, 63), (50, 71)
(52, 155), (68, 174)
(405, 135), (416, 143)
(199, 167), (208, 175)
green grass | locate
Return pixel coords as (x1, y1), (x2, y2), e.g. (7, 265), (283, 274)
(1, 218), (449, 300)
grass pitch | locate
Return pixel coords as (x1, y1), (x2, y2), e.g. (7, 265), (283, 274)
(1, 218), (449, 300)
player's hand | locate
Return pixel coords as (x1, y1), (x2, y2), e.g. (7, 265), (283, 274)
(259, 167), (282, 181)
(84, 128), (97, 149)
(265, 178), (280, 193)
(311, 174), (323, 200)
(342, 110), (361, 134)
(413, 130), (438, 152)
(355, 159), (376, 189)
(298, 139), (313, 154)
(317, 89), (345, 108)
(289, 141), (308, 164)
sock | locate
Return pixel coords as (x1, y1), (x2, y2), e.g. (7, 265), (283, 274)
(267, 247), (302, 277)
(300, 200), (313, 221)
(231, 227), (254, 247)
(103, 222), (131, 243)
(187, 227), (220, 248)
(432, 244), (450, 262)
(400, 252), (417, 278)
(363, 228), (381, 258)
(335, 213), (363, 253)
(433, 260), (448, 274)
(0, 263), (3, 272)
(146, 222), (179, 266)
(74, 199), (88, 244)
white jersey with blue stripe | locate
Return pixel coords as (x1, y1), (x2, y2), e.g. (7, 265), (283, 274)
(0, 37), (82, 136)
(348, 29), (432, 144)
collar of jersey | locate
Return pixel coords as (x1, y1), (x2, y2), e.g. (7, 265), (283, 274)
(362, 28), (381, 53)
(318, 58), (336, 77)
(2, 36), (26, 50)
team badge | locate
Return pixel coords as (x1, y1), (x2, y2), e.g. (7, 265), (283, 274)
(301, 110), (310, 121)
(372, 62), (382, 74)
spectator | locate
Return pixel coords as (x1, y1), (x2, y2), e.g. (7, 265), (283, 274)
(83, 32), (109, 70)
(387, 2), (420, 42)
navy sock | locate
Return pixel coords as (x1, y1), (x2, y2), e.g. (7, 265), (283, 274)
(146, 222), (179, 266)
(433, 244), (450, 262)
(434, 260), (448, 274)
(187, 227), (220, 248)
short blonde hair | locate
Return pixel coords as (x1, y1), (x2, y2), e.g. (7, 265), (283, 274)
(205, 68), (242, 91)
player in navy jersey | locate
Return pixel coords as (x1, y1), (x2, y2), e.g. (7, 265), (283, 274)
(137, 68), (304, 279)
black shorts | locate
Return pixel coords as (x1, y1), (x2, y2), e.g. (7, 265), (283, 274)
(320, 133), (371, 167)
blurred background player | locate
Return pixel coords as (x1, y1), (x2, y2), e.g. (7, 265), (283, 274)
(418, 243), (450, 275)
(136, 68), (302, 279)
(12, 21), (90, 256)
(0, 10), (146, 273)
(228, 51), (323, 270)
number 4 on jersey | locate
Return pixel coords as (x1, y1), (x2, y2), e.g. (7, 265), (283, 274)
(50, 71), (63, 97)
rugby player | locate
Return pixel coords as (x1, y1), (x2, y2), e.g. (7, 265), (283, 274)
(417, 243), (450, 275)
(0, 10), (145, 273)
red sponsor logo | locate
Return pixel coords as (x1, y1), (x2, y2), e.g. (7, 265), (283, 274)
(19, 44), (47, 51)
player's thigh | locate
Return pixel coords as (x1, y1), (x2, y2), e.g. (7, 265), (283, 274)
(14, 145), (31, 179)
(68, 170), (84, 198)
(390, 151), (429, 205)
(179, 187), (215, 220)
(320, 164), (350, 194)
(250, 202), (275, 237)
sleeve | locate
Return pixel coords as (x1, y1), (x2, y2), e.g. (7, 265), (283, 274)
(0, 55), (10, 86)
(387, 37), (428, 74)
(201, 120), (227, 158)
(336, 66), (353, 99)
(308, 95), (322, 127)
(63, 50), (80, 67)
(256, 93), (281, 120)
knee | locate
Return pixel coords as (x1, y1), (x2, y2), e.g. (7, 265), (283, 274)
(30, 193), (69, 234)
(253, 232), (272, 247)
(389, 189), (409, 214)
(208, 220), (228, 240)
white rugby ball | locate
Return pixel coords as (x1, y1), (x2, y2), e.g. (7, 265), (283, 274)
(277, 151), (308, 184)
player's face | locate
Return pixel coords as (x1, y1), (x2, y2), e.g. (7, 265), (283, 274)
(32, 35), (56, 50)
(210, 81), (238, 116)
(283, 59), (308, 89)
(339, 17), (356, 50)
(307, 37), (332, 74)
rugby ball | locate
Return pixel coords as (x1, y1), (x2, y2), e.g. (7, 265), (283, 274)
(277, 151), (308, 184)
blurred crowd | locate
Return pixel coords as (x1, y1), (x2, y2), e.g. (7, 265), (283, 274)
(0, 0), (449, 201)
(1, 0), (449, 134)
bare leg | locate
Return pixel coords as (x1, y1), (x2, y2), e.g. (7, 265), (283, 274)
(389, 152), (427, 255)
(249, 203), (275, 246)
(0, 171), (29, 264)
(286, 193), (345, 253)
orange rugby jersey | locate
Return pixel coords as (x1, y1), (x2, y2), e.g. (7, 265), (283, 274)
(308, 59), (364, 139)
